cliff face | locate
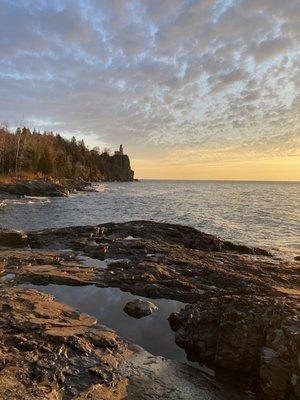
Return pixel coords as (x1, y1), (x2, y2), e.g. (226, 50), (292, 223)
(98, 153), (134, 181)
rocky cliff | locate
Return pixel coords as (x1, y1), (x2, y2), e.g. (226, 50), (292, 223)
(0, 127), (135, 183)
(98, 153), (134, 181)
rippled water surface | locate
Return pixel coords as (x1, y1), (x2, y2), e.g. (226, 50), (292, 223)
(1, 180), (299, 256)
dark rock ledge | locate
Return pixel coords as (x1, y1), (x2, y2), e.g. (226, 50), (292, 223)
(169, 294), (299, 400)
(0, 180), (71, 197)
(0, 179), (102, 198)
(0, 220), (299, 399)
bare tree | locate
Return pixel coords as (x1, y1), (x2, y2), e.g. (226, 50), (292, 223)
(0, 122), (9, 174)
(15, 128), (22, 178)
(18, 127), (28, 177)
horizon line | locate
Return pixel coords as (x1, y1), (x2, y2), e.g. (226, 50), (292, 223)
(135, 178), (300, 183)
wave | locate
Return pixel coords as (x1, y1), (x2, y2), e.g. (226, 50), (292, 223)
(3, 196), (50, 206)
(91, 183), (108, 192)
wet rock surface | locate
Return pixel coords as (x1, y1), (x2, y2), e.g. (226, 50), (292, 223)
(0, 287), (240, 399)
(0, 220), (299, 399)
(23, 221), (298, 303)
(123, 299), (158, 318)
(0, 287), (129, 399)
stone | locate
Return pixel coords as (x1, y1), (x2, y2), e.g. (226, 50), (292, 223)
(0, 228), (28, 247)
(169, 294), (299, 400)
(0, 288), (127, 399)
(123, 299), (158, 318)
(85, 243), (109, 260)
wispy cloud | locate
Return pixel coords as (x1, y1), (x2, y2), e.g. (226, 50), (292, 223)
(0, 0), (299, 174)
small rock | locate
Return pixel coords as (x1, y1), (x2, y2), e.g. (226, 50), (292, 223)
(0, 228), (28, 247)
(85, 243), (109, 260)
(123, 299), (157, 318)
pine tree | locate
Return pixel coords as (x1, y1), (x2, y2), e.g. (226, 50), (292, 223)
(38, 149), (53, 177)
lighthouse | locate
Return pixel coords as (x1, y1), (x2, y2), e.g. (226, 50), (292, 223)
(114, 144), (124, 155)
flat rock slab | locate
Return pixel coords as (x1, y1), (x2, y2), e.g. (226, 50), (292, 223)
(119, 347), (246, 400)
(3, 221), (298, 304)
(0, 287), (128, 399)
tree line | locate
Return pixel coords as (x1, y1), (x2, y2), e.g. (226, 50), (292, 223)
(0, 125), (112, 181)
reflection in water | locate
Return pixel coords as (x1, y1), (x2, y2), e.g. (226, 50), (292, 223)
(23, 283), (187, 362)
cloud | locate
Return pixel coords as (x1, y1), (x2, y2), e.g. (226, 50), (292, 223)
(250, 37), (292, 63)
(210, 68), (249, 91)
(0, 0), (299, 163)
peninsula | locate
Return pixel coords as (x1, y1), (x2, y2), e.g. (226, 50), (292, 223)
(0, 127), (134, 197)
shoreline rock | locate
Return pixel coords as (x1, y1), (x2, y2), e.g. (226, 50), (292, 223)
(0, 180), (69, 197)
(0, 228), (29, 247)
(0, 287), (129, 399)
(0, 287), (248, 400)
(0, 220), (299, 399)
(0, 175), (134, 198)
(169, 294), (300, 400)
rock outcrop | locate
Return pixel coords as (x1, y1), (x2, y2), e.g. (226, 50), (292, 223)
(0, 288), (129, 399)
(0, 220), (299, 399)
(169, 295), (300, 400)
(24, 221), (293, 304)
(0, 180), (69, 197)
(98, 153), (134, 181)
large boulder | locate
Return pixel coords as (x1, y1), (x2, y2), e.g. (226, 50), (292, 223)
(169, 295), (299, 400)
(123, 299), (157, 318)
(0, 228), (28, 247)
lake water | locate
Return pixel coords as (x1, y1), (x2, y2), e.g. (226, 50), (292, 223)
(1, 180), (299, 257)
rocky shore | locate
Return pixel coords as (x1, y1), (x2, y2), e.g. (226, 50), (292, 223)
(0, 151), (135, 199)
(0, 221), (299, 399)
(0, 179), (100, 198)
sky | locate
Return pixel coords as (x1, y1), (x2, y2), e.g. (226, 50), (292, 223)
(0, 0), (299, 180)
